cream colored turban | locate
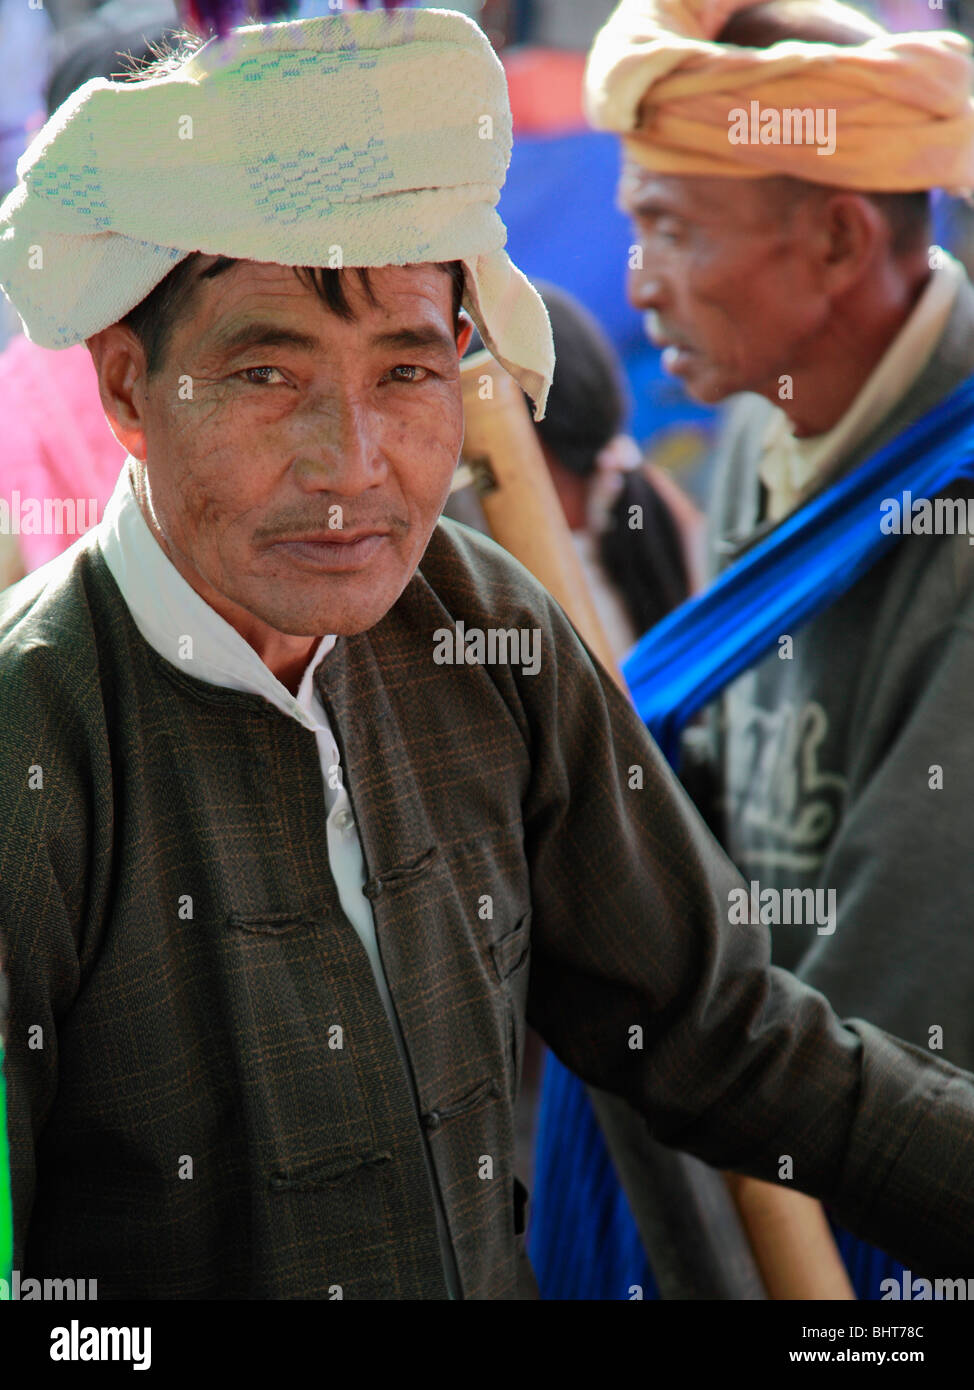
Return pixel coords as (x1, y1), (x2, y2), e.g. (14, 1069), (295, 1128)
(0, 9), (553, 418)
(584, 0), (974, 193)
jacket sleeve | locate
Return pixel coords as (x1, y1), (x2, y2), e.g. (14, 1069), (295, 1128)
(0, 847), (81, 1273)
(0, 646), (91, 1273)
(519, 595), (974, 1277)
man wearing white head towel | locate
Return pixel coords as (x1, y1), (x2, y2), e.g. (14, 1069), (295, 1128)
(4, 9), (974, 1301)
(533, 0), (974, 1301)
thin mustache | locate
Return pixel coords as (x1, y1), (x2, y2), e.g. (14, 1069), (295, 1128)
(257, 514), (410, 543)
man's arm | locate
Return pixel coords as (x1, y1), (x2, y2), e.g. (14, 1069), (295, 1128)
(520, 601), (974, 1275)
(0, 624), (93, 1272)
(0, 830), (82, 1272)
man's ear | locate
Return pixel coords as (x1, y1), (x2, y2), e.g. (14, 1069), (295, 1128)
(86, 323), (149, 462)
(817, 193), (888, 298)
(455, 311), (475, 358)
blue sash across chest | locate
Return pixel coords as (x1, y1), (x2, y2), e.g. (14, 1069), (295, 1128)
(625, 373), (974, 762)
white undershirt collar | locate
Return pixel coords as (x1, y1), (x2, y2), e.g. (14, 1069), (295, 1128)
(95, 458), (336, 730)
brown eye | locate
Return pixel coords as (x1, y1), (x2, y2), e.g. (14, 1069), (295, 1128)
(241, 366), (286, 385)
(386, 365), (430, 383)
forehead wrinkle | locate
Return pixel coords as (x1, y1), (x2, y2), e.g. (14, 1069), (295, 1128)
(200, 260), (320, 308)
(187, 266), (321, 354)
(624, 174), (773, 230)
(188, 263), (457, 368)
(619, 167), (686, 214)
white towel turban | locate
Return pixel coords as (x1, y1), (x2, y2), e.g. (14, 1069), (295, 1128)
(0, 8), (554, 418)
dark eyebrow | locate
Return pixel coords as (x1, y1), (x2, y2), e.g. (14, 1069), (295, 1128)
(369, 326), (457, 357)
(204, 322), (457, 363)
(623, 196), (682, 219)
(205, 321), (322, 360)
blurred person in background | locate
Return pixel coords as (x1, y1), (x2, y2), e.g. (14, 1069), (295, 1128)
(533, 0), (974, 1300)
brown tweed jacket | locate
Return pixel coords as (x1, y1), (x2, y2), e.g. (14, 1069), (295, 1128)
(2, 517), (974, 1298)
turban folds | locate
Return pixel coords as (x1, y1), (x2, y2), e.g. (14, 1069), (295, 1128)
(584, 0), (974, 194)
(0, 9), (553, 418)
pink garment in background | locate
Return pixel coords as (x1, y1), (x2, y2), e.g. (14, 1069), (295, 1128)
(0, 336), (126, 571)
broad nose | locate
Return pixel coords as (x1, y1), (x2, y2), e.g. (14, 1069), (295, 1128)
(289, 388), (388, 496)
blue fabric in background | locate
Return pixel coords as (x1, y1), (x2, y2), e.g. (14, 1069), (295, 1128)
(529, 1050), (656, 1302)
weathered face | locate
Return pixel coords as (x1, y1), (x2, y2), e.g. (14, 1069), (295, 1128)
(121, 258), (472, 637)
(620, 164), (830, 405)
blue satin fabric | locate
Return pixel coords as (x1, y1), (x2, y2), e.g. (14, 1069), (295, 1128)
(529, 1051), (655, 1301)
(623, 375), (974, 757)
(530, 377), (974, 1299)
